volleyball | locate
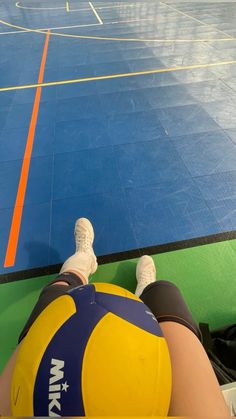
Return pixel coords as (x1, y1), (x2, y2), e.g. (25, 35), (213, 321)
(11, 282), (171, 416)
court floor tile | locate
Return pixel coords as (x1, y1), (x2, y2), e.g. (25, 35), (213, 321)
(18, 69), (39, 86)
(127, 57), (164, 72)
(56, 96), (102, 122)
(208, 64), (236, 79)
(134, 72), (180, 89)
(56, 82), (97, 99)
(173, 68), (217, 84)
(225, 129), (236, 144)
(195, 171), (236, 201)
(0, 127), (28, 162)
(95, 76), (139, 94)
(157, 104), (221, 137)
(107, 110), (167, 145)
(0, 92), (15, 108)
(203, 197), (236, 232)
(99, 90), (152, 115)
(4, 103), (33, 130)
(222, 77), (236, 92)
(185, 80), (236, 103)
(12, 89), (35, 105)
(53, 147), (121, 200)
(37, 101), (57, 126)
(120, 48), (155, 61)
(43, 68), (58, 84)
(202, 100), (236, 129)
(15, 202), (51, 271)
(125, 179), (220, 248)
(55, 118), (111, 153)
(0, 71), (20, 88)
(93, 60), (131, 76)
(115, 139), (190, 188)
(33, 124), (55, 157)
(40, 86), (57, 103)
(143, 84), (196, 109)
(89, 50), (124, 64)
(0, 160), (22, 209)
(24, 156), (53, 206)
(171, 130), (236, 176)
(55, 65), (95, 81)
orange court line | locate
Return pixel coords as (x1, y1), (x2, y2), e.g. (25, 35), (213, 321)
(4, 30), (51, 268)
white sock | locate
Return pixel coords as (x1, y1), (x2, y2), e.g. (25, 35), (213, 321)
(60, 251), (96, 283)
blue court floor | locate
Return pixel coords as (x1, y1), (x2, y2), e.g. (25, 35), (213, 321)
(1, 0), (236, 275)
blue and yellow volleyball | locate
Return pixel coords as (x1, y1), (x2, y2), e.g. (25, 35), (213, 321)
(11, 283), (172, 416)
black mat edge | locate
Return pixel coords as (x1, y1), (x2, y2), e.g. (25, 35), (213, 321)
(1, 230), (236, 284)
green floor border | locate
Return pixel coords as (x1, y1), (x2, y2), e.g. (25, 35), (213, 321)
(1, 239), (236, 372)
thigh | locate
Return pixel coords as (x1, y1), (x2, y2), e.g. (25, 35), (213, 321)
(0, 273), (84, 416)
(0, 346), (20, 416)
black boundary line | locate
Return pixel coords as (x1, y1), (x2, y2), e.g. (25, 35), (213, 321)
(1, 230), (236, 284)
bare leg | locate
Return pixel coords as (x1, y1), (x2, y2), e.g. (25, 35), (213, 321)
(136, 256), (230, 417)
(0, 272), (84, 416)
(160, 321), (230, 417)
(0, 346), (20, 416)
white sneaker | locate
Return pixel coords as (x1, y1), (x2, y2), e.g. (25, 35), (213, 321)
(60, 218), (98, 280)
(74, 218), (98, 274)
(135, 255), (157, 297)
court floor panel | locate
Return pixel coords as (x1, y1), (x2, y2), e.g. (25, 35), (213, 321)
(1, 0), (236, 275)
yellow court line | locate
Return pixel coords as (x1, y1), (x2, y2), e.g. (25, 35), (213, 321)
(89, 2), (103, 25)
(1, 59), (236, 93)
(160, 2), (234, 40)
(0, 17), (236, 43)
(66, 1), (69, 12)
(16, 1), (65, 10)
(15, 1), (137, 12)
(0, 30), (29, 34)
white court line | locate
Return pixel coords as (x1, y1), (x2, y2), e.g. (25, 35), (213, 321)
(48, 23), (101, 29)
(15, 1), (137, 12)
(92, 3), (137, 10)
(36, 18), (153, 31)
(70, 3), (138, 11)
(3, 9), (235, 42)
(89, 2), (103, 25)
(16, 1), (65, 10)
(0, 16), (221, 35)
(0, 29), (29, 34)
(109, 18), (153, 25)
(160, 2), (234, 40)
(0, 18), (157, 34)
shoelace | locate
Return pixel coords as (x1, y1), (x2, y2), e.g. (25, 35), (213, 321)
(139, 270), (155, 283)
(76, 232), (92, 251)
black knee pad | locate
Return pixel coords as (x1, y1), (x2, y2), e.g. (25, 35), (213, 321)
(140, 280), (201, 341)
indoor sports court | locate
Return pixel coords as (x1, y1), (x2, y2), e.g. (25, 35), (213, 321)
(0, 0), (236, 371)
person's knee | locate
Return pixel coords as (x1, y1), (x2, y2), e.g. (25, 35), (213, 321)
(51, 281), (70, 286)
